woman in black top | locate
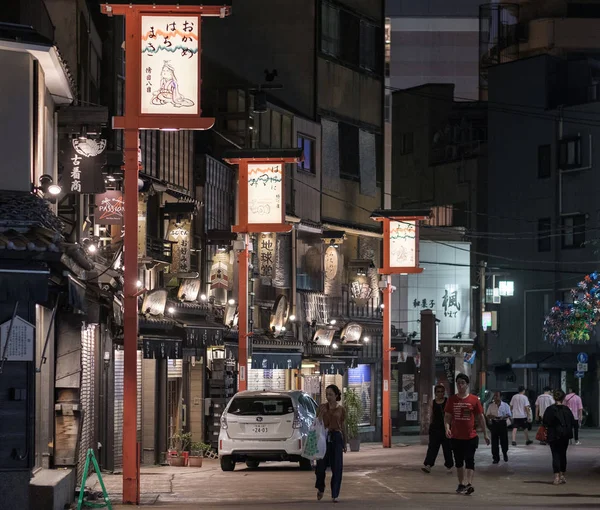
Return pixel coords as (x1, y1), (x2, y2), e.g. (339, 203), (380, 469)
(542, 389), (574, 485)
(422, 384), (454, 473)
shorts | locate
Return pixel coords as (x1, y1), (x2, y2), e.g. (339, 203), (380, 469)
(451, 437), (478, 470)
(513, 418), (531, 431)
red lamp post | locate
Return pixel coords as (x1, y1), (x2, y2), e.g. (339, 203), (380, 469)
(371, 209), (429, 448)
(100, 4), (230, 504)
(223, 149), (302, 391)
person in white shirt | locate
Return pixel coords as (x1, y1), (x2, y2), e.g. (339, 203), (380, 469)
(486, 392), (512, 463)
(510, 386), (533, 446)
(535, 386), (555, 444)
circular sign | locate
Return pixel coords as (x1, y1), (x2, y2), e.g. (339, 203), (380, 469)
(577, 352), (588, 364)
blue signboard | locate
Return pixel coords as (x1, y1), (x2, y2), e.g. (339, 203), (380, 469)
(577, 352), (588, 364)
(575, 371), (585, 379)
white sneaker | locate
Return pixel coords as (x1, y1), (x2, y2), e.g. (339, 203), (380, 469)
(575, 441), (581, 445)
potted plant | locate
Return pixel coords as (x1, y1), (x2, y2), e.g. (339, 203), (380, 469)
(189, 441), (210, 467)
(344, 388), (364, 452)
(168, 431), (192, 466)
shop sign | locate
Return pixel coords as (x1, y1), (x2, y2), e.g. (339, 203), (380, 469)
(324, 245), (341, 297)
(140, 15), (200, 115)
(167, 218), (191, 273)
(95, 191), (124, 224)
(406, 241), (471, 340)
(177, 278), (200, 302)
(314, 328), (335, 347)
(258, 232), (276, 284)
(210, 252), (230, 290)
(141, 288), (168, 316)
(247, 163), (283, 224)
(341, 323), (363, 344)
(0, 316), (34, 361)
(59, 138), (107, 194)
(270, 295), (289, 335)
(389, 220), (416, 269)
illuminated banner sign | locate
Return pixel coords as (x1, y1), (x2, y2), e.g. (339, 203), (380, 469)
(141, 15), (200, 115)
(247, 163), (283, 224)
(167, 218), (191, 273)
(389, 220), (416, 268)
(59, 138), (107, 194)
(95, 191), (124, 224)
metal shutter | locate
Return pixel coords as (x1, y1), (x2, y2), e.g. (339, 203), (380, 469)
(113, 349), (124, 471)
(78, 324), (96, 482)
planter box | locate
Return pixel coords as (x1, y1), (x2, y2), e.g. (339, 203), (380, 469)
(168, 456), (186, 467)
(188, 456), (203, 467)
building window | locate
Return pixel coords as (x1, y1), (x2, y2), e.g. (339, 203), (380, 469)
(399, 133), (414, 155)
(360, 21), (378, 72)
(339, 123), (360, 181)
(558, 138), (581, 169)
(562, 214), (586, 248)
(297, 134), (316, 174)
(538, 218), (551, 252)
(538, 144), (551, 178)
(321, 2), (340, 58)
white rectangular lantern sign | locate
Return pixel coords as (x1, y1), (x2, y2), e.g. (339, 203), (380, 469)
(247, 163), (283, 224)
(389, 220), (417, 268)
(141, 15), (199, 115)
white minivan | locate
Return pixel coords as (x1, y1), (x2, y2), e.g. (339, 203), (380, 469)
(218, 390), (318, 471)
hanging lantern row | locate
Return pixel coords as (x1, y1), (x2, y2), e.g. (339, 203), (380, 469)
(543, 271), (600, 345)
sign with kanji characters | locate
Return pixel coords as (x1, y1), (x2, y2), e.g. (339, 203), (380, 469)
(258, 233), (276, 284)
(0, 316), (34, 362)
(59, 138), (107, 194)
(95, 191), (124, 224)
(389, 220), (417, 269)
(405, 241), (471, 341)
(141, 15), (200, 115)
(167, 218), (191, 274)
(247, 163), (283, 224)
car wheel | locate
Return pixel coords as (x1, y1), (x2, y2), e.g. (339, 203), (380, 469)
(299, 458), (312, 471)
(246, 460), (260, 469)
(220, 455), (235, 472)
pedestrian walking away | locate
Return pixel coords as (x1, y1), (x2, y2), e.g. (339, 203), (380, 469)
(444, 373), (490, 495)
(510, 386), (533, 446)
(564, 388), (583, 445)
(315, 384), (347, 503)
(535, 387), (555, 445)
(486, 391), (511, 464)
(422, 384), (454, 474)
(542, 389), (575, 485)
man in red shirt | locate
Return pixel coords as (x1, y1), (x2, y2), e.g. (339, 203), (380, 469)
(445, 373), (490, 495)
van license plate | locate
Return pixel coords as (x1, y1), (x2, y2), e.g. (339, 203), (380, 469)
(252, 426), (269, 433)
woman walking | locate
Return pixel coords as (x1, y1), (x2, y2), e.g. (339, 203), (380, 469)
(542, 389), (575, 485)
(315, 384), (347, 503)
(422, 384), (453, 473)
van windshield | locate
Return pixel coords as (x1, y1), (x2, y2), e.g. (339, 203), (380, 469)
(228, 396), (294, 416)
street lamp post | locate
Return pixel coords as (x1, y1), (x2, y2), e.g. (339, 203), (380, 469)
(372, 209), (429, 448)
(100, 4), (230, 503)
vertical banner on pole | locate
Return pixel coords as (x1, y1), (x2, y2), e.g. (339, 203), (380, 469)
(372, 209), (430, 448)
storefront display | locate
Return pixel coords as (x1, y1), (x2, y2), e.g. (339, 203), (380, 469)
(347, 364), (372, 426)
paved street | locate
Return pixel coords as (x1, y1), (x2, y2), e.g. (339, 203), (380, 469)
(91, 432), (600, 509)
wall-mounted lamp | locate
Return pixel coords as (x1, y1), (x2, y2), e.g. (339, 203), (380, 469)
(36, 174), (62, 196)
(228, 298), (236, 305)
(200, 294), (207, 301)
(289, 314), (296, 322)
(82, 238), (98, 254)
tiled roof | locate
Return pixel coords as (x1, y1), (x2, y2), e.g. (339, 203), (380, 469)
(0, 192), (64, 232)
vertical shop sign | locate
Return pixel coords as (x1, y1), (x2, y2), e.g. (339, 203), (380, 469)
(167, 218), (191, 273)
(247, 163), (283, 224)
(258, 233), (276, 284)
(59, 138), (107, 194)
(95, 191), (124, 224)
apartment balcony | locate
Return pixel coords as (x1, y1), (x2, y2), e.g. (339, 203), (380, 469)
(328, 284), (382, 321)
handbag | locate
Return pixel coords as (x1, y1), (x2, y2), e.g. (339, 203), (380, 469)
(302, 418), (327, 460)
(535, 425), (547, 442)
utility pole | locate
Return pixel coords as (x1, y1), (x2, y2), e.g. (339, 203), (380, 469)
(478, 260), (487, 397)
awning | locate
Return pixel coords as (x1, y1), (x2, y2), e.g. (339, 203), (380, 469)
(142, 336), (183, 359)
(319, 359), (346, 375)
(251, 350), (302, 370)
(0, 266), (49, 303)
(511, 352), (554, 369)
(539, 353), (579, 370)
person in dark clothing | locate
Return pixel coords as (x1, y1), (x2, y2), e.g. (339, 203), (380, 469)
(422, 384), (453, 473)
(542, 389), (574, 485)
(486, 391), (511, 464)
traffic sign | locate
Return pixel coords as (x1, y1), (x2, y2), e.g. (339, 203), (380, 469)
(575, 371), (585, 379)
(577, 362), (588, 372)
(577, 352), (588, 364)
